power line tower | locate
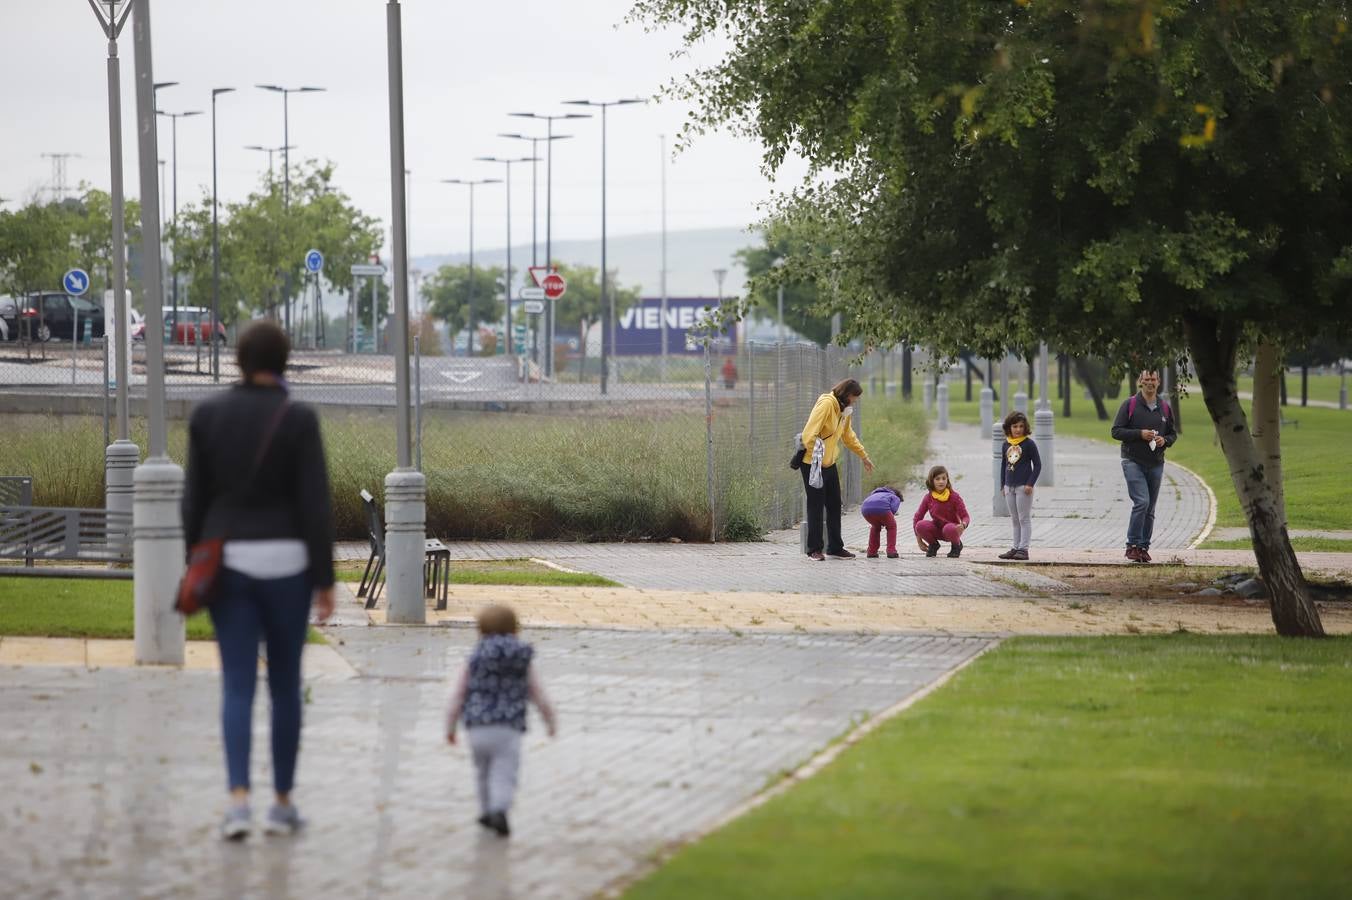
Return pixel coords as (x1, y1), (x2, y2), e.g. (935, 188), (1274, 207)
(41, 152), (83, 201)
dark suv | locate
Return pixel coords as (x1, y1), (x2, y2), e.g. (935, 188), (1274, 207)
(17, 292), (106, 342)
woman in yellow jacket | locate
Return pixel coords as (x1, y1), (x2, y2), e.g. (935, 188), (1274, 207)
(799, 378), (874, 560)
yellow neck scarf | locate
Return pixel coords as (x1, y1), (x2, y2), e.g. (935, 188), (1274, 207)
(930, 488), (951, 502)
(1007, 434), (1028, 446)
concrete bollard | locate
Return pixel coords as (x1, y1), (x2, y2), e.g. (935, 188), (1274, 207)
(937, 380), (950, 430)
(105, 438), (140, 520)
(1013, 390), (1028, 413)
(384, 468), (428, 625)
(1034, 406), (1056, 486)
(992, 422), (1009, 517)
(133, 457), (185, 665)
(979, 386), (994, 435)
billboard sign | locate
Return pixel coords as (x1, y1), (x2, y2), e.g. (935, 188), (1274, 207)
(614, 297), (737, 356)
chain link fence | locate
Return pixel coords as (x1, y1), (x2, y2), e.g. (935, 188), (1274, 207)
(1, 326), (893, 541)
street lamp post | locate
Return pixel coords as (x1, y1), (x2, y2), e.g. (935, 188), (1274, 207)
(564, 98), (643, 396)
(86, 0), (138, 527)
(499, 131), (571, 369)
(155, 106), (202, 349)
(256, 84), (325, 337)
(476, 156), (539, 359)
(660, 134), (669, 381)
(210, 88), (234, 382)
(244, 143), (294, 184)
(441, 178), (502, 356)
(382, 0), (425, 625)
(508, 111), (590, 378)
(130, 0), (184, 664)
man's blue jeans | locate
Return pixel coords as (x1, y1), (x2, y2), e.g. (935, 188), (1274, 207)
(1122, 459), (1164, 549)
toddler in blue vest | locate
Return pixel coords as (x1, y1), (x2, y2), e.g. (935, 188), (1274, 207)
(447, 604), (557, 836)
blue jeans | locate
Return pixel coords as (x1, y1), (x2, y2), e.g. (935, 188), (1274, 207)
(1121, 459), (1164, 549)
(209, 568), (311, 794)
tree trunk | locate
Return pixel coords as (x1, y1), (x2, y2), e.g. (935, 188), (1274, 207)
(1301, 365), (1309, 407)
(1250, 342), (1286, 526)
(1166, 361), (1181, 434)
(1184, 319), (1324, 637)
(1073, 357), (1110, 420)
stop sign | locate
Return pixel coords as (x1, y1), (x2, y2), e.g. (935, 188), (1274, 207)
(542, 272), (567, 300)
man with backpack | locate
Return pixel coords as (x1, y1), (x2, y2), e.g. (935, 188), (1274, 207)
(1110, 369), (1178, 563)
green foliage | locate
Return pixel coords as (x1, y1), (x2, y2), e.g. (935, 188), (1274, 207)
(0, 412), (765, 543)
(634, 0), (1352, 361)
(0, 189), (142, 301)
(0, 578), (215, 641)
(629, 634), (1352, 899)
(736, 223), (834, 346)
(424, 262), (504, 349)
(167, 161), (383, 324)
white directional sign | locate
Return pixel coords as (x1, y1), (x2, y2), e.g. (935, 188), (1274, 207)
(305, 249), (324, 273)
(63, 268), (90, 296)
(523, 300), (545, 315)
(350, 264), (386, 276)
(519, 286), (545, 300)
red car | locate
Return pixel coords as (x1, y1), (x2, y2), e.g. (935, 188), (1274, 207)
(132, 306), (227, 345)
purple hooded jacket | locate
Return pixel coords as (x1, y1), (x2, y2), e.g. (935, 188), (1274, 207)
(860, 487), (902, 517)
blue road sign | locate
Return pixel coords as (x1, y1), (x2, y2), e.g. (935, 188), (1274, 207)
(305, 249), (324, 273)
(63, 268), (90, 296)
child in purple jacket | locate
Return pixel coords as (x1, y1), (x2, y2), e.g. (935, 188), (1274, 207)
(861, 485), (903, 558)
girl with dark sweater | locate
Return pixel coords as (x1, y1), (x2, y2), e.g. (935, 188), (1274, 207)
(998, 410), (1042, 561)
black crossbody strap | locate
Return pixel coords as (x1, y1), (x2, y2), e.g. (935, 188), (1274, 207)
(247, 398), (290, 482)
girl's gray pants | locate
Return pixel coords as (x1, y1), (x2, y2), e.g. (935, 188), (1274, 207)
(1004, 488), (1034, 551)
(467, 724), (522, 814)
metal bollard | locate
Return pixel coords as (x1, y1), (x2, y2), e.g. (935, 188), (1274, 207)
(979, 384), (994, 434)
(937, 379), (950, 430)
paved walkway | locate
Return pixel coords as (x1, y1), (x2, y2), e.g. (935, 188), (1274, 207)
(0, 617), (991, 899)
(336, 421), (1217, 600)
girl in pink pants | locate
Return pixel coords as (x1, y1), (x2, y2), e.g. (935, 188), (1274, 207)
(912, 465), (971, 558)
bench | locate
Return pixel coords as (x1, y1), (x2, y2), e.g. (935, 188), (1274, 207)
(356, 489), (451, 611)
(0, 505), (133, 570)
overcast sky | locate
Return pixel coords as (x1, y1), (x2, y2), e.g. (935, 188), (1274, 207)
(0, 0), (805, 263)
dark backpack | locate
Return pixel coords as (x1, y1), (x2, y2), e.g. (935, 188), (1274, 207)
(1128, 394), (1171, 422)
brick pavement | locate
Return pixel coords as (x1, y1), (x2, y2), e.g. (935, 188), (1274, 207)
(0, 624), (990, 899)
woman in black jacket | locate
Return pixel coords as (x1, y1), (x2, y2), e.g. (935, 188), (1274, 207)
(182, 320), (335, 840)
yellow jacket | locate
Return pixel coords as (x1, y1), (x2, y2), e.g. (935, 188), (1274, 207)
(801, 392), (870, 469)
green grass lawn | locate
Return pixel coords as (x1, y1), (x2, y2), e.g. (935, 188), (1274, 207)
(942, 392), (1352, 531)
(1236, 371), (1347, 407)
(0, 578), (323, 642)
(628, 634), (1352, 900)
(1200, 536), (1352, 552)
(334, 558), (620, 588)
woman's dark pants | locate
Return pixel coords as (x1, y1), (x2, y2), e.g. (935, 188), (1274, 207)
(800, 463), (843, 555)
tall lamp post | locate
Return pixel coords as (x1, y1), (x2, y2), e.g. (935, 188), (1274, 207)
(382, 0), (425, 624)
(130, 0), (184, 664)
(507, 111), (590, 378)
(440, 178), (501, 355)
(244, 143), (294, 184)
(476, 155), (539, 358)
(85, 0), (138, 525)
(155, 106), (202, 347)
(499, 131), (571, 369)
(563, 98), (643, 396)
(210, 87), (234, 382)
(256, 84), (325, 337)
(659, 134), (670, 381)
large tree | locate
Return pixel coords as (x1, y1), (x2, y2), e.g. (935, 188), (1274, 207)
(0, 189), (142, 303)
(423, 262), (504, 354)
(168, 161), (383, 324)
(636, 0), (1352, 636)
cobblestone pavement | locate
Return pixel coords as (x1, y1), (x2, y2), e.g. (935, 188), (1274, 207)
(0, 625), (991, 899)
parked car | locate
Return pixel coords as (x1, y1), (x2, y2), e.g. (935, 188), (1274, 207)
(17, 292), (106, 343)
(131, 306), (226, 345)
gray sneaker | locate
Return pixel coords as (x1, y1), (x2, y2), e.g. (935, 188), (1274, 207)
(221, 805), (251, 841)
(263, 803), (306, 835)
